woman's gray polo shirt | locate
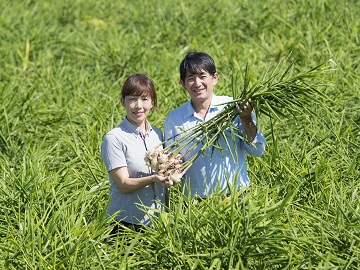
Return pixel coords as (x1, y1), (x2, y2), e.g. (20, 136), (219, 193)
(101, 117), (165, 225)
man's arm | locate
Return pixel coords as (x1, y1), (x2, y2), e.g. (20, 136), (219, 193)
(236, 98), (266, 156)
(236, 98), (257, 142)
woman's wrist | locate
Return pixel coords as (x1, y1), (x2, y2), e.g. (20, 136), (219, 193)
(151, 174), (157, 184)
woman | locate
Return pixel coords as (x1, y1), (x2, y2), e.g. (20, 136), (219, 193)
(101, 73), (170, 233)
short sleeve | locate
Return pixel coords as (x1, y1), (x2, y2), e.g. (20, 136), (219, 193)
(100, 134), (127, 172)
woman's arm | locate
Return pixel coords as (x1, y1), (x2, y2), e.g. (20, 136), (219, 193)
(109, 167), (170, 194)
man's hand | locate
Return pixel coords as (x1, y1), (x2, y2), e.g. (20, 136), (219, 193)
(236, 98), (257, 142)
(236, 98), (253, 118)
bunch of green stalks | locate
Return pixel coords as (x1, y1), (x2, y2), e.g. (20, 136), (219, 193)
(147, 60), (333, 180)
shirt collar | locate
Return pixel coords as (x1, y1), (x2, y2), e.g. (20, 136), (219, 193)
(209, 94), (222, 112)
(184, 94), (221, 118)
(121, 117), (153, 137)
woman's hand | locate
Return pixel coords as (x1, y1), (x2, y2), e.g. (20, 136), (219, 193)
(153, 175), (172, 188)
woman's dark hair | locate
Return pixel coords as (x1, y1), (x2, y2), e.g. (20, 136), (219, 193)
(179, 52), (217, 82)
(121, 73), (158, 109)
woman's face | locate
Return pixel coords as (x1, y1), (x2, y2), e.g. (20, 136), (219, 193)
(121, 95), (153, 126)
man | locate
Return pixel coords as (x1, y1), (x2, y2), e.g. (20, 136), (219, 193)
(164, 52), (266, 199)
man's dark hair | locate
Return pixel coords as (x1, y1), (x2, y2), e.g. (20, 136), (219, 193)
(179, 52), (217, 82)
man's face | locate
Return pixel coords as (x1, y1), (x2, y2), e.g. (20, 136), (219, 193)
(181, 69), (218, 103)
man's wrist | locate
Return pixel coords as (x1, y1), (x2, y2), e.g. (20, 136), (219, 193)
(239, 115), (253, 122)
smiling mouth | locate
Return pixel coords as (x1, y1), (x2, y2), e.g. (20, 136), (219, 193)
(194, 88), (205, 93)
